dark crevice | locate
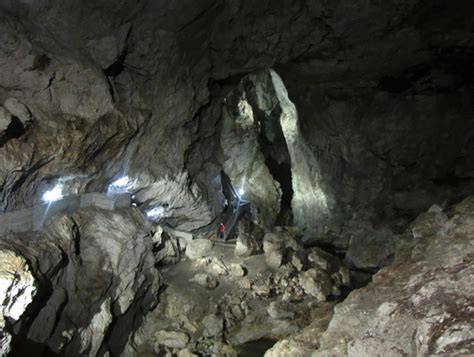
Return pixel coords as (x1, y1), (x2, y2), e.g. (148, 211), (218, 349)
(70, 219), (82, 260)
(30, 54), (51, 71)
(0, 116), (26, 147)
(252, 108), (294, 226)
(104, 51), (127, 78)
(9, 248), (70, 357)
(104, 51), (128, 101)
(378, 63), (432, 93)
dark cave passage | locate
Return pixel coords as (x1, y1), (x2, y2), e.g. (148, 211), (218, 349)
(0, 116), (26, 147)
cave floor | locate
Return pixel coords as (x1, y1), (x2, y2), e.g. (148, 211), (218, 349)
(143, 243), (337, 355)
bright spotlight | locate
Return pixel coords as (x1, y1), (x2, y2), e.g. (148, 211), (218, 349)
(42, 185), (63, 203)
(146, 206), (165, 220)
(238, 188), (245, 196)
(107, 176), (136, 194)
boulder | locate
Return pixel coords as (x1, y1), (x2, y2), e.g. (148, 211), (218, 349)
(0, 250), (36, 355)
(3, 98), (32, 125)
(185, 239), (213, 260)
(155, 330), (189, 349)
(344, 225), (397, 270)
(228, 263), (246, 277)
(267, 302), (295, 320)
(266, 249), (284, 270)
(315, 197), (474, 356)
(409, 210), (448, 239)
(298, 269), (332, 302)
(202, 313), (224, 337)
(189, 273), (219, 290)
(208, 257), (229, 276)
(235, 234), (260, 257)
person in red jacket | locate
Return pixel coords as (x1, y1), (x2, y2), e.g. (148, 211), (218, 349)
(219, 222), (225, 240)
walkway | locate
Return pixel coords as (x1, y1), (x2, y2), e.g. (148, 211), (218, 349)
(219, 173), (250, 241)
(0, 193), (131, 237)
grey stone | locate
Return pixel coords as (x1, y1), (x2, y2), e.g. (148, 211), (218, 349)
(0, 106), (12, 132)
(298, 269), (332, 302)
(0, 208), (161, 356)
(344, 225), (397, 270)
(155, 330), (189, 349)
(266, 249), (284, 270)
(0, 250), (36, 355)
(185, 239), (213, 260)
(228, 263), (246, 277)
(267, 302), (295, 320)
(202, 313), (223, 337)
(189, 273), (219, 290)
(315, 197), (474, 356)
(235, 234), (260, 257)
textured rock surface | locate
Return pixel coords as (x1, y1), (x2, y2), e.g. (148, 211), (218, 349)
(0, 1), (473, 356)
(185, 239), (213, 260)
(221, 85), (282, 226)
(313, 197), (474, 356)
(0, 207), (161, 356)
(133, 233), (348, 355)
(0, 250), (36, 355)
(0, 0), (470, 237)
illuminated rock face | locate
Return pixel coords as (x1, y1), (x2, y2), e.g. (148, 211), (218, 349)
(0, 0), (472, 236)
(221, 93), (282, 226)
(0, 250), (36, 356)
(269, 71), (333, 232)
(0, 208), (161, 356)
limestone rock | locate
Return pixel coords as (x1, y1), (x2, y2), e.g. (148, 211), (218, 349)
(298, 269), (332, 302)
(267, 302), (295, 320)
(264, 303), (335, 357)
(0, 208), (161, 356)
(239, 277), (252, 290)
(208, 257), (229, 276)
(178, 349), (198, 357)
(189, 273), (219, 290)
(155, 330), (190, 349)
(79, 298), (112, 356)
(0, 250), (36, 355)
(228, 263), (246, 277)
(315, 197), (474, 356)
(409, 210), (448, 239)
(202, 313), (224, 337)
(221, 95), (282, 226)
(0, 106), (12, 132)
(235, 234), (260, 257)
(194, 256), (228, 276)
(3, 98), (32, 125)
(266, 249), (284, 270)
(185, 239), (213, 260)
(344, 224), (397, 270)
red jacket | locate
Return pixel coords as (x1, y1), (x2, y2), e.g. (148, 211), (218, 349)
(219, 223), (225, 233)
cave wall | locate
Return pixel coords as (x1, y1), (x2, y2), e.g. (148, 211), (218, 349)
(0, 0), (473, 232)
(274, 0), (474, 240)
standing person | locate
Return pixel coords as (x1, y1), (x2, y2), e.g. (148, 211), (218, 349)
(219, 222), (225, 240)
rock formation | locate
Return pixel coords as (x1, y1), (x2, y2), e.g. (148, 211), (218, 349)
(0, 0), (473, 356)
(0, 208), (161, 356)
(267, 196), (474, 356)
